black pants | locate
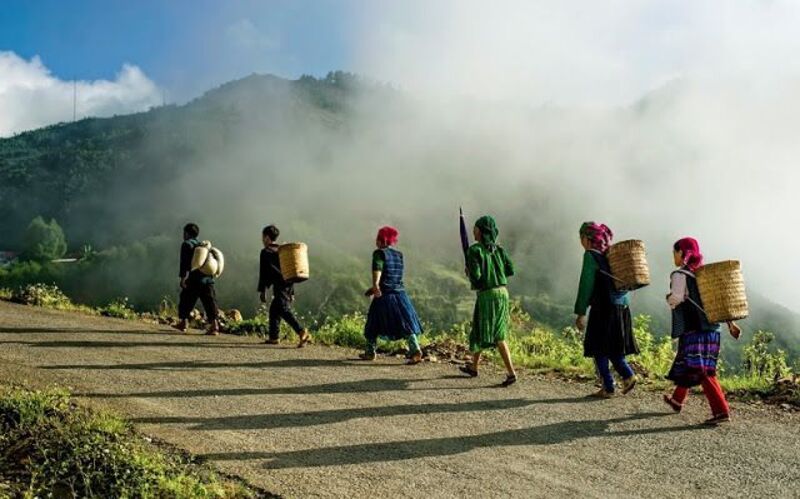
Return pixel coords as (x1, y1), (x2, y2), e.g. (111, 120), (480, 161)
(179, 279), (218, 322)
(269, 294), (303, 340)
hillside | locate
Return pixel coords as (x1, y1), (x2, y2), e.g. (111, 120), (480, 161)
(0, 71), (799, 362)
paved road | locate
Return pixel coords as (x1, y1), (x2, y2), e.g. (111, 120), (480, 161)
(1, 301), (798, 498)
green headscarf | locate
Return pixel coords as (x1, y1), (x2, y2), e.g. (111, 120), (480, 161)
(475, 215), (499, 248)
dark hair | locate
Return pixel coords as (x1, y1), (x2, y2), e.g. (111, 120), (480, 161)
(183, 223), (199, 238)
(262, 225), (280, 241)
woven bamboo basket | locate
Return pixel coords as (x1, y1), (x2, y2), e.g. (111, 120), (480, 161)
(696, 260), (748, 323)
(278, 243), (309, 283)
(606, 239), (651, 291)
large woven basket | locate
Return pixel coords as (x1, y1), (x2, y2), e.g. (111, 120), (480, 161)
(278, 243), (309, 283)
(696, 260), (748, 323)
(606, 239), (650, 291)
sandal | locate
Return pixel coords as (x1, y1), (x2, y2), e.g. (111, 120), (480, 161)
(704, 413), (731, 426)
(406, 352), (423, 365)
(459, 365), (479, 377)
(297, 330), (311, 348)
(588, 388), (614, 399)
(621, 376), (638, 394)
(663, 395), (683, 413)
(500, 374), (517, 387)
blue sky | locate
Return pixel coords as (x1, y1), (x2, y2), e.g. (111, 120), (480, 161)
(1, 0), (358, 99)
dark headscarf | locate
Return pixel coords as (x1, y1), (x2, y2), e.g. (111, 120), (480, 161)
(475, 215), (499, 249)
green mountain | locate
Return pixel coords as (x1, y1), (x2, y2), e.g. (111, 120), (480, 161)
(1, 71), (798, 361)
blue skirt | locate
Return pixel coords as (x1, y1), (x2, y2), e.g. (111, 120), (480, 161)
(364, 290), (423, 341)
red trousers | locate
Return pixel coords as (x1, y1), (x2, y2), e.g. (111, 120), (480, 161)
(672, 376), (729, 416)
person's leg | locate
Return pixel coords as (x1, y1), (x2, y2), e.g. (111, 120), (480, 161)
(594, 356), (615, 393)
(175, 285), (198, 331)
(701, 376), (730, 416)
(610, 355), (634, 380)
(267, 296), (282, 342)
(497, 341), (516, 377)
(199, 283), (219, 333)
(406, 334), (422, 364)
(610, 355), (637, 393)
(459, 351), (481, 376)
(278, 297), (305, 334)
(672, 386), (689, 405)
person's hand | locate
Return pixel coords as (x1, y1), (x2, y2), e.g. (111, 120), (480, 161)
(371, 286), (382, 299)
(728, 321), (741, 340)
(259, 291), (266, 303)
(180, 277), (187, 289)
(575, 315), (587, 332)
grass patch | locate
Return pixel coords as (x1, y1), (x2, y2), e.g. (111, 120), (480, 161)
(0, 386), (260, 498)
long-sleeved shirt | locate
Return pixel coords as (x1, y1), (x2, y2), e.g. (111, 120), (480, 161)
(258, 245), (293, 299)
(574, 250), (629, 315)
(667, 270), (689, 309)
(179, 239), (196, 278)
(466, 243), (514, 291)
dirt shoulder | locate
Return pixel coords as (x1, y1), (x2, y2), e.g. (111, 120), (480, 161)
(1, 301), (798, 498)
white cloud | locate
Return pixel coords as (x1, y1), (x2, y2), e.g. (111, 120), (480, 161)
(0, 51), (161, 136)
(347, 0), (800, 309)
(225, 18), (279, 52)
(354, 0), (800, 106)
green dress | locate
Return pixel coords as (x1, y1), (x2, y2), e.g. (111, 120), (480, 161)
(466, 242), (515, 352)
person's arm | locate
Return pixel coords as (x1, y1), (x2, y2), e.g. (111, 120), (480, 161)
(466, 246), (483, 288)
(370, 250), (384, 298)
(258, 250), (269, 301)
(574, 252), (597, 315)
(574, 252), (597, 329)
(179, 242), (192, 287)
(501, 248), (515, 278)
(727, 321), (741, 340)
(666, 272), (687, 309)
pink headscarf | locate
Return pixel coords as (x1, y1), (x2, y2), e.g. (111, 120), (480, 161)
(377, 226), (399, 247)
(674, 237), (704, 272)
(579, 222), (614, 253)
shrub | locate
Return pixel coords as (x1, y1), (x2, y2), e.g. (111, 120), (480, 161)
(0, 387), (253, 498)
(11, 283), (73, 309)
(742, 330), (790, 380)
(101, 297), (138, 320)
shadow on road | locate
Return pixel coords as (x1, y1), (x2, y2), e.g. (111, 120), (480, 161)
(201, 412), (704, 469)
(0, 326), (176, 335)
(0, 339), (261, 349)
(79, 376), (481, 398)
(132, 397), (596, 430)
(46, 357), (384, 371)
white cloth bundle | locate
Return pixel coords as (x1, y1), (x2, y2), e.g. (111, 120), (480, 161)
(191, 241), (225, 278)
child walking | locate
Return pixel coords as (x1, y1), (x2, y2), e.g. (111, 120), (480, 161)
(664, 237), (741, 425)
(360, 226), (424, 364)
(574, 222), (639, 398)
(258, 225), (311, 347)
(459, 215), (517, 387)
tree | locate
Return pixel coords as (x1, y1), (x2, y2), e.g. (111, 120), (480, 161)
(22, 216), (67, 262)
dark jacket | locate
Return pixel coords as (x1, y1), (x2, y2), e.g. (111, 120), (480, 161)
(671, 269), (720, 338)
(258, 245), (293, 300)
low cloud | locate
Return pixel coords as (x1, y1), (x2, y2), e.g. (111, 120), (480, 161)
(0, 51), (161, 136)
